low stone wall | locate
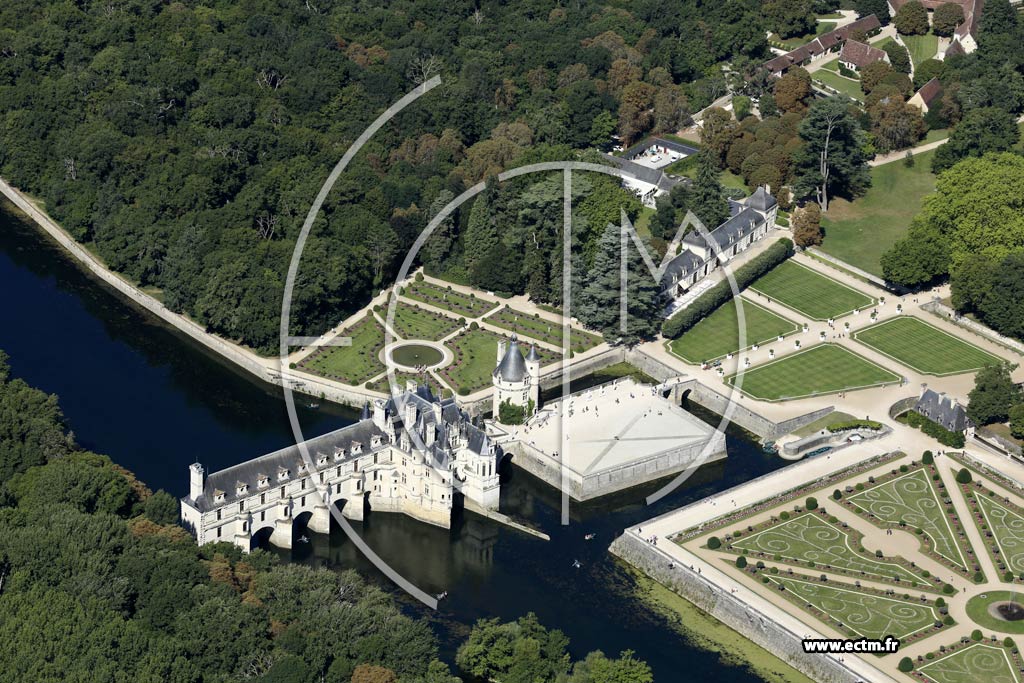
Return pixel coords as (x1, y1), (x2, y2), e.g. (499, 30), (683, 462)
(610, 533), (875, 683)
(922, 299), (1024, 357)
(889, 396), (918, 420)
(806, 247), (903, 293)
(976, 428), (1023, 458)
(624, 347), (685, 383)
(781, 426), (891, 457)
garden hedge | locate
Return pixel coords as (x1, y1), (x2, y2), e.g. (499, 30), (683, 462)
(662, 238), (794, 339)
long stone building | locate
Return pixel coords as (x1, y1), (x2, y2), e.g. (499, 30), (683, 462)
(181, 382), (502, 551)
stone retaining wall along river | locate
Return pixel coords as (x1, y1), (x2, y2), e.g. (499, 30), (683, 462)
(610, 532), (883, 683)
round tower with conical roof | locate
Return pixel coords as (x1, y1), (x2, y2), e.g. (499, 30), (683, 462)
(492, 334), (539, 423)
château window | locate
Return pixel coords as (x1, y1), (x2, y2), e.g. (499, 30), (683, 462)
(238, 501), (244, 513)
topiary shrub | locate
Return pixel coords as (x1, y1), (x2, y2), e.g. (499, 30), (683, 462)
(415, 272), (424, 281)
(922, 450), (934, 465)
(780, 511), (790, 521)
(833, 489), (842, 500)
(898, 657), (914, 672)
(971, 629), (983, 642)
(736, 556), (747, 569)
(806, 497), (818, 511)
(956, 468), (972, 485)
(707, 536), (722, 550)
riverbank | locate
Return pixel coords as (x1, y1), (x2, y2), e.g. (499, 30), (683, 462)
(629, 568), (815, 683)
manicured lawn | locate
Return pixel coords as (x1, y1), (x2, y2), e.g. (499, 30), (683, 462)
(730, 513), (926, 583)
(667, 298), (799, 364)
(853, 316), (1003, 376)
(901, 33), (939, 66)
(848, 469), (967, 569)
(974, 495), (1024, 577)
(485, 306), (602, 352)
(300, 315), (385, 385)
(819, 149), (937, 277)
(439, 328), (555, 395)
(792, 410), (858, 437)
(727, 344), (901, 401)
(812, 68), (863, 101)
(918, 643), (1022, 683)
(403, 280), (498, 318)
(965, 593), (1024, 634)
(766, 575), (940, 640)
(388, 301), (461, 341)
(749, 260), (875, 320)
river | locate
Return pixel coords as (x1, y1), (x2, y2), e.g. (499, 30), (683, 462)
(0, 199), (792, 681)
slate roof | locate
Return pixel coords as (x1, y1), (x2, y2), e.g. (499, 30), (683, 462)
(495, 335), (528, 382)
(661, 248), (705, 286)
(190, 388), (492, 513)
(914, 389), (973, 433)
(840, 40), (887, 69)
(746, 186), (778, 212)
(681, 206), (769, 254)
(526, 345), (541, 362)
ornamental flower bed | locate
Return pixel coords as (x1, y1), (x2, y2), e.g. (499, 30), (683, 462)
(841, 460), (978, 581)
(299, 315), (385, 385)
(960, 477), (1024, 584)
(906, 638), (1023, 681)
(403, 280), (498, 318)
(677, 451), (903, 543)
(485, 305), (601, 352)
(739, 565), (952, 649)
(715, 505), (944, 592)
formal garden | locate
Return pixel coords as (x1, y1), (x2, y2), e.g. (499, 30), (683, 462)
(384, 300), (463, 341)
(749, 260), (875, 320)
(485, 305), (602, 353)
(854, 317), (1003, 377)
(686, 449), (1024, 681)
(298, 314), (386, 385)
(438, 327), (555, 396)
(667, 297), (798, 364)
(727, 343), (901, 401)
(402, 279), (499, 318)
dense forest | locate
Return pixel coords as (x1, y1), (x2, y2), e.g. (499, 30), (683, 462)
(0, 348), (651, 682)
(0, 0), (772, 353)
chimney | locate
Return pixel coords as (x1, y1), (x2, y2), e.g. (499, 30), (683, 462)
(497, 340), (506, 363)
(920, 382), (928, 399)
(189, 462), (205, 500)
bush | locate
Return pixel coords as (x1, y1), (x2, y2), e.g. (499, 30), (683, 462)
(906, 411), (966, 448)
(736, 556), (747, 569)
(415, 272), (424, 281)
(707, 536), (722, 550)
(956, 468), (972, 485)
(827, 419), (883, 432)
(973, 571), (984, 583)
(922, 450), (934, 465)
(943, 584), (954, 594)
(898, 657), (914, 673)
(1005, 637), (1015, 648)
(805, 497), (818, 511)
(833, 489), (842, 500)
(972, 629), (983, 642)
(780, 511), (790, 520)
(662, 239), (794, 339)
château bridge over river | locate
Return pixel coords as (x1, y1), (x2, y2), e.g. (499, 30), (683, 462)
(1, 200), (801, 682)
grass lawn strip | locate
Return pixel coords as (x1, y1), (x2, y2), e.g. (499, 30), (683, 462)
(485, 305), (601, 352)
(388, 301), (462, 341)
(749, 260), (875, 320)
(853, 316), (1002, 376)
(730, 512), (928, 584)
(668, 297), (799, 364)
(440, 328), (555, 395)
(848, 469), (967, 569)
(300, 315), (385, 385)
(403, 280), (498, 318)
(764, 574), (940, 641)
(726, 344), (902, 401)
(918, 643), (1022, 683)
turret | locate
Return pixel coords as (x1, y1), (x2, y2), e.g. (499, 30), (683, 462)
(189, 462), (205, 501)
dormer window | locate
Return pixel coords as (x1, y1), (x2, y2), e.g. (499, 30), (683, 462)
(317, 453), (328, 467)
(277, 467), (290, 481)
(213, 489), (225, 503)
(297, 462), (308, 473)
(236, 482), (248, 496)
(351, 442), (363, 455)
(257, 474), (269, 488)
(370, 435), (382, 448)
(334, 447), (344, 460)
